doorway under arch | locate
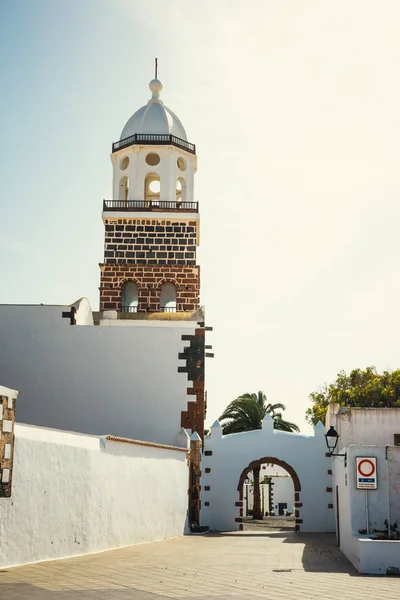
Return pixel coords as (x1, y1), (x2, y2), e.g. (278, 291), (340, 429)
(237, 456), (302, 532)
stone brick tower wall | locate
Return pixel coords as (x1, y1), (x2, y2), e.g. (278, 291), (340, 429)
(100, 75), (201, 315)
(99, 216), (200, 312)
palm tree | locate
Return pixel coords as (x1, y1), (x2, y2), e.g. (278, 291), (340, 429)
(219, 391), (299, 434)
(219, 391), (299, 520)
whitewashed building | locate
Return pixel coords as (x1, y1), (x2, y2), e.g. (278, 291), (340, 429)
(244, 464), (294, 516)
(327, 404), (400, 575)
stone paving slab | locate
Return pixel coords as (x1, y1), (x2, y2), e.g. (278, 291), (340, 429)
(243, 516), (295, 532)
(0, 531), (399, 599)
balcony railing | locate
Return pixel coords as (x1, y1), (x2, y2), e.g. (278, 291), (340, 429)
(119, 305), (177, 314)
(112, 133), (196, 155)
(121, 305), (138, 313)
(103, 200), (199, 213)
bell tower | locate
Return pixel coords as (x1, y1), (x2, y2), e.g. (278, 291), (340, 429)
(99, 73), (200, 315)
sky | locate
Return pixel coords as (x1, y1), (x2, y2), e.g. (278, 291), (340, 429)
(2, 0), (400, 433)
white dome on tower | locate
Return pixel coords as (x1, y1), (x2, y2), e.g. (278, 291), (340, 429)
(120, 78), (187, 141)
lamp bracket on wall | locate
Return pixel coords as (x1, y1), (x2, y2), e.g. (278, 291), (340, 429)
(325, 426), (347, 458)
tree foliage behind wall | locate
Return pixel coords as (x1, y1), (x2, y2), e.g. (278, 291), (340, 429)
(219, 391), (299, 435)
(306, 366), (400, 426)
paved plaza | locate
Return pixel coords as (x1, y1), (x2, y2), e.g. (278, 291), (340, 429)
(243, 516), (295, 532)
(0, 531), (399, 600)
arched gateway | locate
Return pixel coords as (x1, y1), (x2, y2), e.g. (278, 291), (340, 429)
(200, 415), (335, 533)
(237, 456), (301, 530)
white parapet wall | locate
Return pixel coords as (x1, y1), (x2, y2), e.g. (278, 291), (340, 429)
(0, 423), (189, 569)
(201, 417), (335, 533)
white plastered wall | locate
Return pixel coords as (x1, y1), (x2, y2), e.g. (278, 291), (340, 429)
(0, 423), (189, 568)
(271, 476), (295, 511)
(0, 305), (196, 446)
(201, 418), (335, 532)
(326, 405), (400, 451)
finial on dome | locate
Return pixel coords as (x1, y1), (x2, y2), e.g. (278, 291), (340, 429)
(149, 78), (163, 98)
(149, 57), (163, 99)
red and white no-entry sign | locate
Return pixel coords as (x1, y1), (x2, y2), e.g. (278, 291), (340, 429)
(356, 457), (377, 489)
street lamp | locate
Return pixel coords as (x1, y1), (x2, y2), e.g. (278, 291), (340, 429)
(325, 426), (346, 457)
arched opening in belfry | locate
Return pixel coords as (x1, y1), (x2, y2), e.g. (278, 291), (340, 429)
(121, 281), (138, 313)
(237, 457), (300, 532)
(119, 176), (129, 202)
(144, 173), (161, 205)
(160, 283), (177, 312)
(176, 177), (186, 204)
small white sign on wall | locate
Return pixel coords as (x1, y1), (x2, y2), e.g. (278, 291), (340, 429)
(356, 457), (377, 490)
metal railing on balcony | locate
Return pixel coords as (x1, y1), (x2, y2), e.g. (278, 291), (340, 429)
(121, 305), (138, 313)
(103, 200), (198, 212)
(119, 305), (177, 314)
(112, 133), (196, 155)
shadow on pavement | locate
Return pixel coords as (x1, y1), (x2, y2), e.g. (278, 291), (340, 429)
(0, 583), (238, 600)
(0, 583), (168, 599)
(283, 532), (360, 575)
(209, 530), (361, 576)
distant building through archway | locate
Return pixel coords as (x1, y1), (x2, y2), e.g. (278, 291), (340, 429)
(237, 456), (301, 531)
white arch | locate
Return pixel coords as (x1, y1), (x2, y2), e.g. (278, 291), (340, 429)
(119, 176), (129, 202)
(201, 420), (335, 533)
(144, 172), (160, 204)
(176, 177), (187, 204)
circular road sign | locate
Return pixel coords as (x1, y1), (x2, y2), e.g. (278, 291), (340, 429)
(357, 459), (375, 478)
